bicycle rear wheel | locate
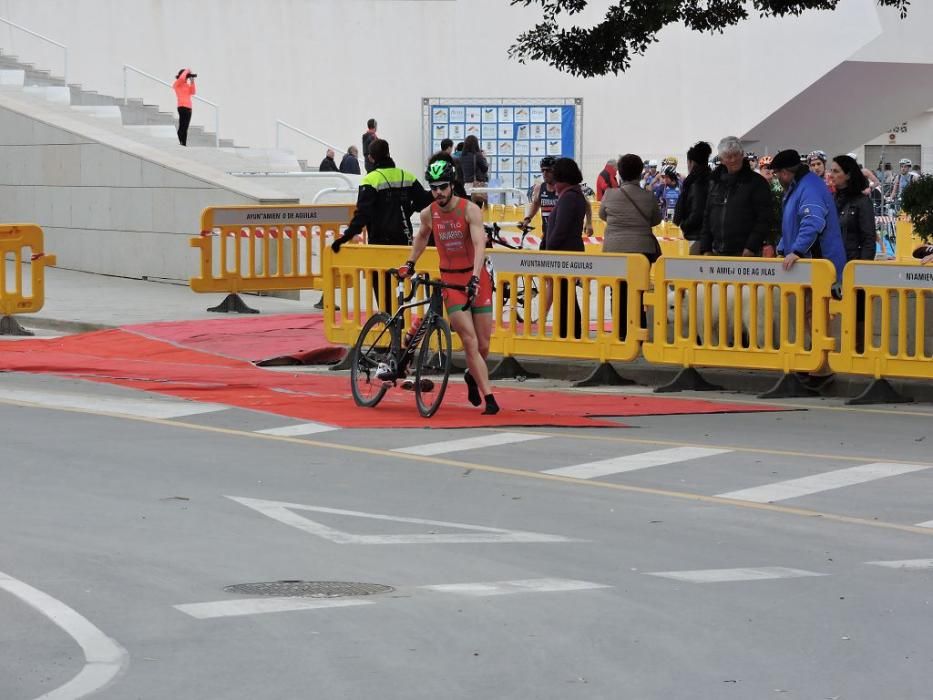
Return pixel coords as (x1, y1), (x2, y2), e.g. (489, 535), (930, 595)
(350, 312), (396, 408)
(414, 317), (452, 418)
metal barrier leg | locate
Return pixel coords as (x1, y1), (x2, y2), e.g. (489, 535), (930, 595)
(0, 315), (34, 336)
(489, 356), (540, 380)
(846, 378), (913, 406)
(207, 293), (259, 314)
(654, 367), (722, 393)
(757, 372), (819, 399)
(573, 362), (635, 388)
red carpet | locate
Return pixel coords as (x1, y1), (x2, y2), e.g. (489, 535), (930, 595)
(0, 327), (787, 429)
(124, 315), (345, 365)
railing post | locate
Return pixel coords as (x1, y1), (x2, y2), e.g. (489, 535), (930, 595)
(63, 48), (67, 84)
(122, 66), (127, 105)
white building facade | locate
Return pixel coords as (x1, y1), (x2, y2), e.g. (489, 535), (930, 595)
(1, 0), (931, 180)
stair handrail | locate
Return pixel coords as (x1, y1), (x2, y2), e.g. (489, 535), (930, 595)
(123, 64), (220, 147)
(275, 120), (365, 168)
(0, 16), (68, 83)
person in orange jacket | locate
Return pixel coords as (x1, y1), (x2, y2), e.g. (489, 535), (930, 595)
(173, 68), (197, 146)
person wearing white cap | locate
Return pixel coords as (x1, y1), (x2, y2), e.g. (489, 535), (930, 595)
(641, 160), (659, 190)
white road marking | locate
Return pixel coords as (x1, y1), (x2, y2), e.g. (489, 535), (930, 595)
(174, 597), (373, 620)
(419, 578), (610, 597)
(542, 446), (731, 480)
(393, 431), (547, 456)
(866, 559), (933, 570)
(717, 462), (930, 503)
(256, 422), (337, 436)
(227, 496), (579, 544)
(0, 386), (228, 419)
(0, 570), (127, 700)
(645, 567), (827, 583)
(915, 520), (933, 529)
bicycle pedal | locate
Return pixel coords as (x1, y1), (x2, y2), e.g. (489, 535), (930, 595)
(401, 379), (434, 392)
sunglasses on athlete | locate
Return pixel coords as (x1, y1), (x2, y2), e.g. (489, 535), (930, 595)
(429, 182), (451, 191)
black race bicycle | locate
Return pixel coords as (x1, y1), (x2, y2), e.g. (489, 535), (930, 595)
(349, 269), (469, 418)
(485, 222), (539, 324)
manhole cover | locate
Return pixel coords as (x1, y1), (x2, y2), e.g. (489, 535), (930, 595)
(224, 581), (394, 598)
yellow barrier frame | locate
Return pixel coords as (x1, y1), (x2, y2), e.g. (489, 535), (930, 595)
(644, 256), (837, 392)
(830, 261), (932, 402)
(191, 204), (354, 297)
(485, 249), (651, 364)
(0, 224), (56, 333)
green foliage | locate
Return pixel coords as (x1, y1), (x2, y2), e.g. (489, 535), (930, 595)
(508, 0), (910, 77)
(899, 174), (933, 242)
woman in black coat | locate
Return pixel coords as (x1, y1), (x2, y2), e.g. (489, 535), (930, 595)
(830, 154), (875, 352)
(544, 157), (587, 339)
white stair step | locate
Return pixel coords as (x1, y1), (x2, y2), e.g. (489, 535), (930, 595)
(124, 124), (178, 139)
(71, 105), (122, 119)
(22, 85), (71, 104)
(0, 69), (25, 86)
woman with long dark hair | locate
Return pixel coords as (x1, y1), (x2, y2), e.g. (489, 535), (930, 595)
(545, 157), (587, 339)
(459, 135), (489, 208)
(830, 154), (875, 352)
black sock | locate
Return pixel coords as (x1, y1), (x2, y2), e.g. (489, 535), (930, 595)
(464, 369), (481, 406)
(482, 394), (499, 415)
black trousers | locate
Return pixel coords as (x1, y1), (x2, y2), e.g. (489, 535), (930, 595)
(617, 252), (659, 340)
(177, 106), (192, 146)
(556, 278), (583, 339)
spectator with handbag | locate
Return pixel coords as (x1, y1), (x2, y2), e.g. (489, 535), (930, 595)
(600, 153), (662, 339)
(459, 135), (489, 209)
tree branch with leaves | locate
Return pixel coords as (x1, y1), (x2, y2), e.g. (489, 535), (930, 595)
(508, 0), (910, 77)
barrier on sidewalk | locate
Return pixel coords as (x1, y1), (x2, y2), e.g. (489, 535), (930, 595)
(643, 256), (837, 395)
(190, 204), (353, 312)
(829, 261), (933, 403)
(894, 219), (922, 261)
(0, 223), (57, 336)
(486, 250), (651, 374)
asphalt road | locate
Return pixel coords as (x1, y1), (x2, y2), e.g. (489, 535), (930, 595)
(2, 371), (932, 700)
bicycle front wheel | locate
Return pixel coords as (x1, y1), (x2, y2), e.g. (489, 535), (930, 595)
(350, 312), (396, 408)
(414, 317), (452, 418)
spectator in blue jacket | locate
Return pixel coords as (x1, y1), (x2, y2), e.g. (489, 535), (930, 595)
(770, 149), (846, 285)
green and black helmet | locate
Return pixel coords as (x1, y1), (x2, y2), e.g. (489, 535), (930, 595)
(425, 160), (456, 184)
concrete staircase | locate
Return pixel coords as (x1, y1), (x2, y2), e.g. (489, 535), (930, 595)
(0, 48), (309, 172)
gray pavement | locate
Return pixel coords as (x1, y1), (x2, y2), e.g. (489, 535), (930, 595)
(1, 370), (932, 699)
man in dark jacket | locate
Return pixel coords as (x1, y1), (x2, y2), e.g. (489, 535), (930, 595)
(339, 146), (361, 174)
(319, 149), (338, 172)
(331, 139), (432, 309)
(700, 136), (773, 256)
(673, 141), (712, 254)
(361, 118), (378, 173)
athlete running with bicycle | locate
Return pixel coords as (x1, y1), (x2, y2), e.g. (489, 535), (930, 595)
(398, 161), (499, 415)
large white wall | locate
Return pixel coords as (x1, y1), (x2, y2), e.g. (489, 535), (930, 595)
(0, 0), (928, 180)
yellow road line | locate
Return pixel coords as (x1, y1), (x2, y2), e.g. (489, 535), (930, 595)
(2, 396), (932, 538)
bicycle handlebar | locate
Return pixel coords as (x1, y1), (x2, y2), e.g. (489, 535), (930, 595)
(389, 269), (470, 307)
(484, 222), (535, 251)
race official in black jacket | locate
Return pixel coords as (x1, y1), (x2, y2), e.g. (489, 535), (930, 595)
(331, 139), (432, 249)
(699, 137), (772, 256)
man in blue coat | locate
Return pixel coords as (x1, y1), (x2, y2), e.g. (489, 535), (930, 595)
(770, 149), (846, 286)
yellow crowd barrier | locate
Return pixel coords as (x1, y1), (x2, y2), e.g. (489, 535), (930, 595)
(190, 204), (353, 310)
(894, 218), (922, 261)
(829, 260), (933, 403)
(643, 256), (837, 395)
(486, 250), (651, 368)
(0, 223), (57, 335)
(322, 243), (462, 350)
